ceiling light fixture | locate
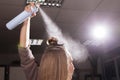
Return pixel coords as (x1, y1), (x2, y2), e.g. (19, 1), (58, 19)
(90, 23), (110, 41)
(27, 0), (64, 7)
(30, 39), (43, 45)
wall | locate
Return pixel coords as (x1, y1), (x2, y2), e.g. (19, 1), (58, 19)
(0, 67), (4, 80)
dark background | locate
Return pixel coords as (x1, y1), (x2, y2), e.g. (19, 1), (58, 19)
(0, 0), (120, 66)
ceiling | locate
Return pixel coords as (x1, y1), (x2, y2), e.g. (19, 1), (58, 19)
(0, 0), (120, 65)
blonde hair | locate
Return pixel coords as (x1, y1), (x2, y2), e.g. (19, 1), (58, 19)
(38, 46), (68, 80)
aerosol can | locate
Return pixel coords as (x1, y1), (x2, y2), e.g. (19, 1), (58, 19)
(6, 0), (43, 30)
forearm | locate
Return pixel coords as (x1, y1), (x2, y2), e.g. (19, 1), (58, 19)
(20, 17), (31, 48)
(19, 3), (38, 48)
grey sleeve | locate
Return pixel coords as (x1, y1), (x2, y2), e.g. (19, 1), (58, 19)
(18, 47), (38, 80)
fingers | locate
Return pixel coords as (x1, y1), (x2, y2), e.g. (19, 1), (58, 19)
(24, 2), (38, 18)
(29, 2), (35, 7)
(24, 5), (32, 12)
(31, 12), (36, 17)
(24, 2), (35, 12)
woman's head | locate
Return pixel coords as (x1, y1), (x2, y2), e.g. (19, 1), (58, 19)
(38, 45), (74, 80)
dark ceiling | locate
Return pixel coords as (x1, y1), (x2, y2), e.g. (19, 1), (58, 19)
(0, 0), (120, 65)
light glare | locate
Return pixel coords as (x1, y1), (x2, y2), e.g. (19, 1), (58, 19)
(91, 24), (109, 40)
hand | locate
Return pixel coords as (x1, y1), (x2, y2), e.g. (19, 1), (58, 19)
(24, 2), (37, 17)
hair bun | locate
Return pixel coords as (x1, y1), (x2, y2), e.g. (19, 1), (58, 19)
(47, 37), (58, 45)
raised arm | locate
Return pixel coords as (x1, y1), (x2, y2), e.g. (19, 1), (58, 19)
(20, 3), (36, 47)
(18, 3), (39, 80)
(20, 17), (30, 48)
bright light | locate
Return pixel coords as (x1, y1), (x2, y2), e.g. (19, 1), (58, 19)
(52, 3), (55, 6)
(43, 2), (47, 5)
(91, 24), (109, 40)
(56, 3), (60, 6)
(48, 3), (51, 6)
(40, 2), (43, 5)
(30, 39), (43, 45)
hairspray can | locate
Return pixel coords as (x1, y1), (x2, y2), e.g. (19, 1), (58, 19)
(6, 6), (38, 30)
